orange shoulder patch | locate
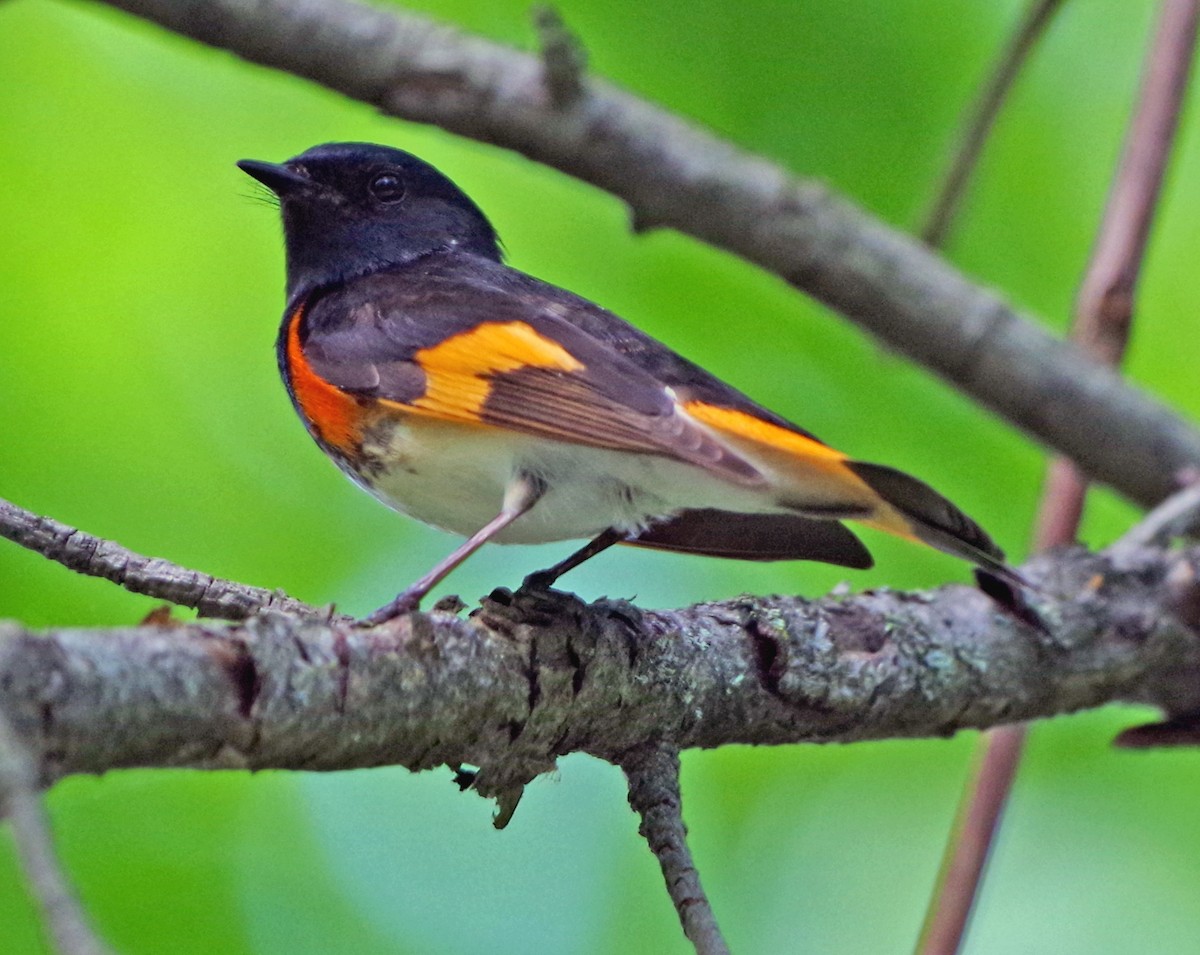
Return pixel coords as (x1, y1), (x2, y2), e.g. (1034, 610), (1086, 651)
(410, 321), (583, 422)
(285, 305), (365, 452)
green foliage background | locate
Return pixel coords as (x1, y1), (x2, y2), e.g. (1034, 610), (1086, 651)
(2, 0), (1199, 951)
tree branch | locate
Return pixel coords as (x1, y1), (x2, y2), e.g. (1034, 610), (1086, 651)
(622, 744), (729, 955)
(2, 531), (1198, 806)
(0, 713), (114, 955)
(84, 0), (1200, 508)
(0, 497), (319, 621)
(916, 726), (1025, 955)
(921, 7), (1200, 950)
(1035, 0), (1200, 548)
(919, 0), (1066, 247)
(532, 5), (586, 109)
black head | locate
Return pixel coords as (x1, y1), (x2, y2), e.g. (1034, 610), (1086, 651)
(238, 143), (501, 300)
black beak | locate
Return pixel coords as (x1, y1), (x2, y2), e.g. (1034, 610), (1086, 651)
(237, 159), (311, 196)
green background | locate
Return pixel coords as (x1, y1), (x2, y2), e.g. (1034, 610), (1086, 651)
(3, 0), (1199, 951)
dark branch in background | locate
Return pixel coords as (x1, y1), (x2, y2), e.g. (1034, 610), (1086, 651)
(87, 0), (1200, 508)
(0, 713), (114, 955)
(0, 498), (318, 621)
(918, 0), (1066, 247)
(622, 745), (730, 955)
(919, 4), (1200, 953)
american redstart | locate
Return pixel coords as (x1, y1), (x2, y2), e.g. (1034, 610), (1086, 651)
(239, 143), (1021, 624)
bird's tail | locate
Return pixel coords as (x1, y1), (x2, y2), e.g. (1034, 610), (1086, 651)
(847, 461), (1026, 588)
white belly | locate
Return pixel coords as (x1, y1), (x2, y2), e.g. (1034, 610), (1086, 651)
(351, 416), (774, 543)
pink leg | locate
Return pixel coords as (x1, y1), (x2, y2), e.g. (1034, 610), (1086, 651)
(361, 474), (544, 625)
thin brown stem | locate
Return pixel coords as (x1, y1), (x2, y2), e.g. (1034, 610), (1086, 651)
(919, 3), (1200, 953)
(0, 713), (114, 955)
(621, 745), (730, 955)
(0, 497), (319, 621)
(1034, 0), (1200, 547)
(916, 727), (1025, 955)
(920, 0), (1067, 247)
(1073, 0), (1200, 365)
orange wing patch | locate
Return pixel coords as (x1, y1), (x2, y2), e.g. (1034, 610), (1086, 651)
(681, 401), (849, 468)
(409, 321), (584, 423)
(681, 400), (920, 540)
(286, 306), (366, 452)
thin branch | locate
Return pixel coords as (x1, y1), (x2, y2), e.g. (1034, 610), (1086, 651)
(621, 745), (729, 955)
(0, 713), (114, 955)
(916, 16), (1075, 936)
(921, 4), (1200, 952)
(532, 5), (585, 108)
(920, 0), (1067, 247)
(1114, 478), (1200, 552)
(915, 725), (1025, 955)
(1073, 0), (1200, 367)
(0, 497), (319, 621)
(82, 0), (1200, 508)
(1034, 0), (1200, 547)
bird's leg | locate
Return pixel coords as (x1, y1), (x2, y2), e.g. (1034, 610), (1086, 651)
(360, 474), (545, 625)
(523, 527), (628, 591)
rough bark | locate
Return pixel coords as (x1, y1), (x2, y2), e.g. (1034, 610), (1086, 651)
(3, 542), (1198, 812)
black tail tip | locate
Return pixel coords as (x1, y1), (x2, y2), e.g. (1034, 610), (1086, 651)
(974, 568), (1049, 634)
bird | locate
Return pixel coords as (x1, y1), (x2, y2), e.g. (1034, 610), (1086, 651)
(239, 142), (1021, 624)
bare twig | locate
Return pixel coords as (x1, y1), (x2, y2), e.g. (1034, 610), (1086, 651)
(920, 0), (1067, 247)
(920, 4), (1200, 952)
(0, 713), (114, 955)
(1073, 0), (1200, 367)
(0, 497), (319, 621)
(1114, 479), (1200, 552)
(913, 12), (1069, 946)
(82, 0), (1200, 508)
(621, 745), (729, 955)
(532, 5), (586, 107)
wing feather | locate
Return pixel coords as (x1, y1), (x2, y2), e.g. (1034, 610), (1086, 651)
(299, 274), (765, 485)
(629, 509), (873, 568)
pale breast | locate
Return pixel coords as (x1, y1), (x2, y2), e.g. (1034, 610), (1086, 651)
(349, 414), (776, 543)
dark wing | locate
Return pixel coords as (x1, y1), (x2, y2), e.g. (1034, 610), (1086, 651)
(483, 260), (828, 440)
(297, 255), (764, 485)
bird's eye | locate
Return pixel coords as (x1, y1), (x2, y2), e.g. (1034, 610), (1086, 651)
(369, 173), (406, 203)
